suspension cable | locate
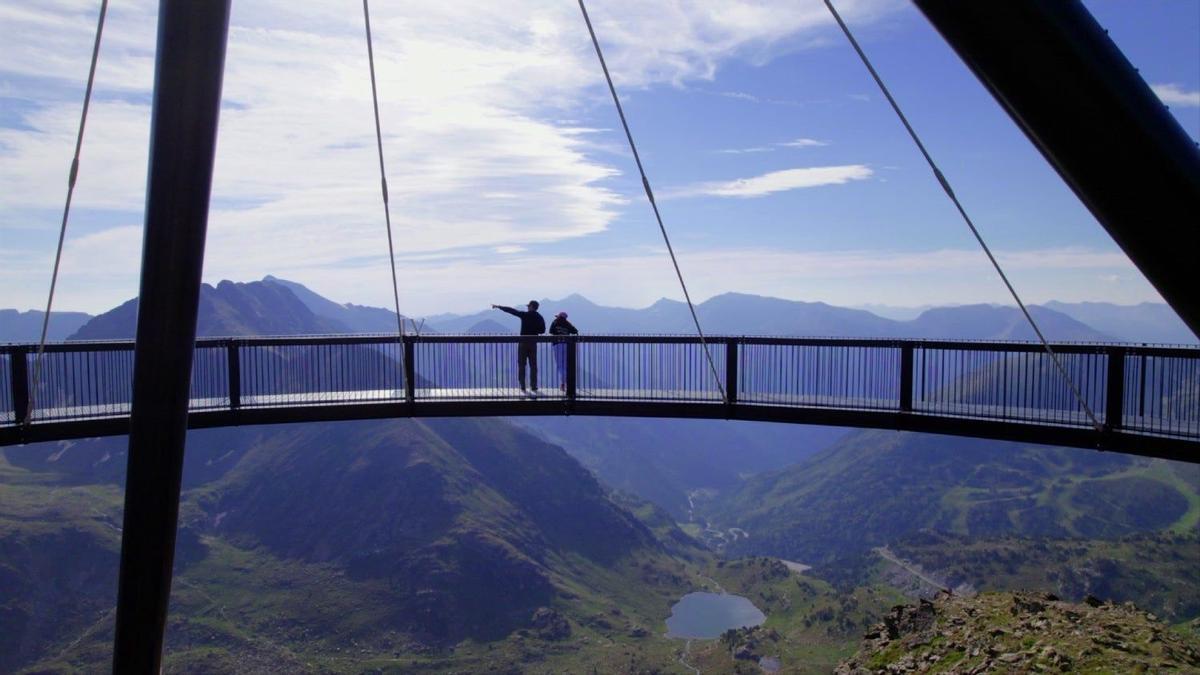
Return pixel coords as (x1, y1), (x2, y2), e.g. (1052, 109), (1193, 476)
(577, 0), (728, 403)
(362, 0), (406, 339)
(823, 0), (1103, 432)
(25, 0), (109, 426)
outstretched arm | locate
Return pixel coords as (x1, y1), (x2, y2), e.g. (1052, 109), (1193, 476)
(493, 305), (521, 317)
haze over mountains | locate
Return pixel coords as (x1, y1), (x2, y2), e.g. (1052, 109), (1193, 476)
(1044, 300), (1198, 344)
(0, 308), (92, 342)
(6, 274), (1194, 345)
(422, 291), (1117, 342)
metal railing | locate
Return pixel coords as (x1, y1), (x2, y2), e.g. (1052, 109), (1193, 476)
(2, 335), (1198, 451)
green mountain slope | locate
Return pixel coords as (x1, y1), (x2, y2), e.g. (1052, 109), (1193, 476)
(708, 430), (1199, 565)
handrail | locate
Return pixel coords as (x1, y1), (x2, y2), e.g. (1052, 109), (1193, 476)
(6, 334), (1199, 352)
(2, 334), (1197, 460)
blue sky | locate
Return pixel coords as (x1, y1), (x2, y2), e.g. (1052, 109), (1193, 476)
(1, 0), (1197, 317)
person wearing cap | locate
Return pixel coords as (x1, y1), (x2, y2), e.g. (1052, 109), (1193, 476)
(491, 300), (546, 391)
(549, 311), (579, 391)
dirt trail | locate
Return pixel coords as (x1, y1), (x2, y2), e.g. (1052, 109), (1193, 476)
(678, 639), (700, 675)
(697, 573), (726, 595)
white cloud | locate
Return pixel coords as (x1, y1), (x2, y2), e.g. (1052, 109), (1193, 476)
(666, 165), (872, 199)
(1151, 83), (1200, 107)
(1, 0), (900, 311)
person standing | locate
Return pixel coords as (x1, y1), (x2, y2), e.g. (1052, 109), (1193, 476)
(492, 301), (546, 391)
(549, 311), (578, 391)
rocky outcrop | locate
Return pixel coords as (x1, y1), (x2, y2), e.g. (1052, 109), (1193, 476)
(530, 607), (571, 641)
(837, 590), (1200, 673)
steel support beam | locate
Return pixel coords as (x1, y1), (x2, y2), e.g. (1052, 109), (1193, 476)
(724, 338), (738, 407)
(565, 336), (578, 403)
(1105, 349), (1126, 431)
(914, 0), (1200, 338)
(10, 346), (29, 425)
(112, 1), (231, 672)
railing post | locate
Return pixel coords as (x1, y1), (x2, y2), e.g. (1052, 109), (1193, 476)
(403, 336), (416, 404)
(1105, 347), (1125, 430)
(724, 338), (738, 406)
(566, 336), (577, 403)
(226, 341), (241, 409)
(899, 343), (914, 412)
(10, 347), (30, 425)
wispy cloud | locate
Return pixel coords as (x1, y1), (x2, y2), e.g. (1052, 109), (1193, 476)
(715, 146), (774, 154)
(718, 90), (761, 103)
(779, 137), (826, 148)
(715, 137), (827, 154)
(701, 89), (804, 107)
(666, 165), (871, 199)
(1152, 83), (1200, 107)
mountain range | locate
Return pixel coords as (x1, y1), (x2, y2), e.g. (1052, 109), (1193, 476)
(422, 292), (1116, 342)
(2, 277), (1197, 671)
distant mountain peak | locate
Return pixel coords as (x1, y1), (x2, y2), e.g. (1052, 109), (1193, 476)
(648, 297), (684, 309)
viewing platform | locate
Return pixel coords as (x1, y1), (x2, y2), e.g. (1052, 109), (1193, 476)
(2, 334), (1197, 461)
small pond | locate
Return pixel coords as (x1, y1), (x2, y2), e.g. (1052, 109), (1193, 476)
(665, 592), (766, 639)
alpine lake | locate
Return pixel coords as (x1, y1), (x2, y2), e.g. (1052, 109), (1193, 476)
(664, 592), (766, 639)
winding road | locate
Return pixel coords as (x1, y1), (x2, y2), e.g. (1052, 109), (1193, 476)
(874, 546), (952, 593)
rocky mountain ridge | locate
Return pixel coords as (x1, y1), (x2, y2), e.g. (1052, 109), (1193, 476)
(836, 590), (1200, 673)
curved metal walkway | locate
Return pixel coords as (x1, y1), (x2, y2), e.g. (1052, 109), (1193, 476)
(3, 334), (1198, 461)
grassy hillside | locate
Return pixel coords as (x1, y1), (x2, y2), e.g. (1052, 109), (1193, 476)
(707, 430), (1199, 565)
(0, 451), (126, 671)
(5, 434), (922, 674)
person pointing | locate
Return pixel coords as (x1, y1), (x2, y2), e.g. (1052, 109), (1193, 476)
(491, 300), (546, 392)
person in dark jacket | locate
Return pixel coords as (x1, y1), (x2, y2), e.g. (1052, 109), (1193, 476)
(548, 311), (578, 391)
(492, 300), (546, 391)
